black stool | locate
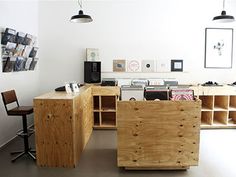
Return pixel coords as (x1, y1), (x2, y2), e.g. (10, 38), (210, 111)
(1, 90), (36, 162)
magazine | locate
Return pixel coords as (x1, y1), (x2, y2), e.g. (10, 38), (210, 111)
(1, 28), (16, 45)
(14, 57), (25, 71)
(29, 58), (39, 70)
(30, 36), (37, 46)
(24, 58), (33, 70)
(22, 45), (33, 58)
(22, 33), (33, 45)
(15, 32), (25, 44)
(29, 47), (38, 58)
(3, 42), (16, 56)
(13, 44), (25, 56)
(3, 57), (16, 72)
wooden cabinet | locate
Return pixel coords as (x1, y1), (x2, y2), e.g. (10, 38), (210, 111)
(191, 85), (236, 128)
(92, 86), (120, 129)
(34, 86), (93, 168)
(117, 99), (201, 170)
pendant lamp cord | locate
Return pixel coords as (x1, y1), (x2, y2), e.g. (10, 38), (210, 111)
(223, 0), (225, 10)
(78, 0), (83, 9)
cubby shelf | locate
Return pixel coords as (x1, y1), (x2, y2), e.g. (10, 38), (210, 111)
(192, 86), (236, 129)
(92, 86), (120, 129)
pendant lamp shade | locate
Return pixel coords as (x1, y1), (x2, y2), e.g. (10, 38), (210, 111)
(70, 10), (93, 23)
(70, 0), (93, 23)
(213, 0), (235, 22)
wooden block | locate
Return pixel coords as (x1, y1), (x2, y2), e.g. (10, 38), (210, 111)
(117, 100), (201, 169)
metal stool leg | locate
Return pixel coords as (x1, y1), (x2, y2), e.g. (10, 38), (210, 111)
(11, 115), (36, 162)
(11, 152), (26, 162)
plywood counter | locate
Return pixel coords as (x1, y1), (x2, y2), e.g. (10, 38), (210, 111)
(117, 99), (201, 170)
(34, 86), (93, 168)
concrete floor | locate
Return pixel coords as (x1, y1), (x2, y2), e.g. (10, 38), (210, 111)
(0, 129), (236, 177)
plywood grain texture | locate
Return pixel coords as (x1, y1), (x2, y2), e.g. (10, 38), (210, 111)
(34, 87), (93, 168)
(117, 100), (201, 169)
(92, 86), (120, 96)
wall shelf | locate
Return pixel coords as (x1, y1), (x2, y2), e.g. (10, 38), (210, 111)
(101, 71), (189, 74)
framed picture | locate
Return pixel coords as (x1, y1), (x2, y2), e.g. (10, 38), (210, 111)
(86, 48), (99, 61)
(156, 59), (169, 72)
(204, 28), (233, 68)
(127, 60), (141, 72)
(113, 59), (126, 72)
(171, 59), (183, 72)
(141, 60), (155, 72)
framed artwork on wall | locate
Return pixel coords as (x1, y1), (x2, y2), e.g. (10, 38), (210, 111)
(113, 59), (126, 72)
(156, 59), (169, 72)
(86, 48), (99, 61)
(171, 59), (183, 72)
(204, 28), (233, 68)
(127, 60), (141, 72)
(141, 60), (155, 72)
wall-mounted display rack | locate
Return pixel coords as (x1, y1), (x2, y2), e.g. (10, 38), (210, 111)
(1, 27), (39, 72)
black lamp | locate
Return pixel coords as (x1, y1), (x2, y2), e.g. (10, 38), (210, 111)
(70, 0), (93, 23)
(213, 0), (235, 22)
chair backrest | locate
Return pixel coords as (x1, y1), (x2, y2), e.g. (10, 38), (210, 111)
(1, 90), (19, 112)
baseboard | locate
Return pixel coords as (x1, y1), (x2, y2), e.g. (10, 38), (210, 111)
(0, 123), (34, 149)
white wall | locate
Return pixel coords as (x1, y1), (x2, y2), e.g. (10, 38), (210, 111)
(38, 0), (236, 92)
(0, 0), (235, 148)
(0, 1), (39, 147)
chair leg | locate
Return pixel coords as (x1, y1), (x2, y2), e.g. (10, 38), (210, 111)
(11, 152), (25, 162)
(22, 115), (29, 152)
(11, 115), (36, 162)
(28, 151), (36, 160)
(30, 149), (36, 153)
(11, 150), (24, 155)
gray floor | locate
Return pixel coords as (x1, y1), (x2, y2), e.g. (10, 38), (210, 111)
(0, 129), (236, 177)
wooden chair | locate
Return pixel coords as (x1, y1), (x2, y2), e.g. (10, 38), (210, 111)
(1, 90), (36, 162)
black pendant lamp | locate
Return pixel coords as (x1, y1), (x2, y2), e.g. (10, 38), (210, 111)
(70, 0), (93, 23)
(213, 0), (235, 22)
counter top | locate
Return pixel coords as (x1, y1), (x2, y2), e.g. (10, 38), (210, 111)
(34, 86), (91, 100)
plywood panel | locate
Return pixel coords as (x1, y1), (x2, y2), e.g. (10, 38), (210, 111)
(34, 99), (75, 167)
(117, 100), (201, 169)
(92, 86), (120, 96)
(34, 86), (93, 168)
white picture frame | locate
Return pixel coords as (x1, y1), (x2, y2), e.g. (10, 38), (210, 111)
(86, 48), (99, 61)
(127, 60), (141, 72)
(141, 60), (155, 72)
(204, 28), (233, 68)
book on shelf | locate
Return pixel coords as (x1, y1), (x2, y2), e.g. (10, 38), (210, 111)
(24, 57), (33, 70)
(2, 57), (16, 72)
(29, 58), (39, 70)
(14, 57), (26, 71)
(15, 32), (26, 44)
(1, 28), (16, 45)
(22, 33), (33, 45)
(29, 47), (38, 58)
(13, 44), (25, 56)
(22, 45), (33, 58)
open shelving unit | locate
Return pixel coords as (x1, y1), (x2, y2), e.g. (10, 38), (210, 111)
(92, 86), (120, 129)
(192, 86), (236, 129)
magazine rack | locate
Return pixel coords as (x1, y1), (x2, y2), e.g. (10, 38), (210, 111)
(1, 27), (38, 72)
